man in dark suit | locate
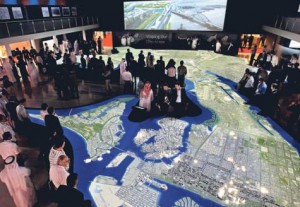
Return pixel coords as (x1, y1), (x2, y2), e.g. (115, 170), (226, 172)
(45, 106), (63, 138)
(156, 56), (166, 84)
(248, 34), (254, 49)
(56, 173), (91, 207)
(155, 83), (172, 115)
(126, 48), (134, 67)
(170, 81), (189, 118)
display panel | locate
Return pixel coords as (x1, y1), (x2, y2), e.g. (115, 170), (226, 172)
(62, 7), (70, 16)
(1, 0), (67, 5)
(12, 7), (23, 19)
(124, 0), (228, 31)
(71, 7), (77, 16)
(51, 7), (61, 17)
(0, 7), (11, 20)
(41, 7), (50, 17)
(289, 40), (300, 48)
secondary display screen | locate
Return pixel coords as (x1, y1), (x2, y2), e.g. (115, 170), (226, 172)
(289, 40), (300, 48)
(42, 7), (50, 17)
(12, 7), (23, 19)
(51, 7), (61, 17)
(0, 7), (11, 20)
(62, 7), (70, 16)
(124, 0), (228, 31)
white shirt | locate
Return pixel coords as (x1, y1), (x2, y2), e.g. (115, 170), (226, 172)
(16, 104), (29, 122)
(249, 66), (259, 73)
(271, 55), (278, 67)
(266, 54), (272, 62)
(49, 165), (69, 189)
(216, 42), (221, 53)
(176, 90), (182, 103)
(122, 71), (132, 81)
(0, 122), (16, 142)
(120, 61), (126, 74)
(139, 90), (154, 112)
(40, 110), (48, 120)
(245, 76), (254, 88)
(0, 141), (18, 159)
(49, 147), (66, 167)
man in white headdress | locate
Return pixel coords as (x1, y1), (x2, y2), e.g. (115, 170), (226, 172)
(74, 40), (79, 55)
(0, 131), (18, 159)
(0, 156), (36, 207)
(0, 114), (16, 142)
(49, 154), (70, 189)
(2, 58), (16, 83)
(119, 58), (126, 85)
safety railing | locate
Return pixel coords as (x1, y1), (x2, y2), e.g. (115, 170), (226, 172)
(0, 16), (99, 39)
(271, 16), (300, 34)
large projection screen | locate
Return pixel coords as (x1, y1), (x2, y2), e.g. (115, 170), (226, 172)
(124, 0), (228, 31)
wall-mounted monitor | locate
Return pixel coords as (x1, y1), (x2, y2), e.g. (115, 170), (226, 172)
(71, 7), (77, 16)
(124, 0), (228, 31)
(51, 7), (61, 17)
(62, 7), (70, 16)
(0, 7), (11, 20)
(289, 40), (300, 49)
(41, 7), (50, 17)
(12, 7), (23, 19)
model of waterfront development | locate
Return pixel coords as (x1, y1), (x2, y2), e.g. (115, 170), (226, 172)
(31, 48), (300, 207)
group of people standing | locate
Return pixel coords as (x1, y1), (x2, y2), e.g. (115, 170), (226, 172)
(238, 48), (300, 126)
(1, 47), (42, 88)
(119, 49), (189, 96)
(118, 49), (201, 122)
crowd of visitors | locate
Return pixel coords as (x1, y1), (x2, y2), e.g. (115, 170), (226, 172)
(0, 41), (81, 100)
(116, 49), (202, 122)
(0, 71), (90, 206)
(238, 47), (300, 131)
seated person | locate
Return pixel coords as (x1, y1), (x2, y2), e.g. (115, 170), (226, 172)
(287, 99), (300, 129)
(245, 78), (267, 106)
(138, 81), (154, 112)
(237, 68), (250, 90)
(258, 83), (279, 117)
(170, 82), (189, 118)
(170, 81), (202, 118)
(238, 70), (255, 97)
(155, 83), (172, 116)
(128, 81), (154, 122)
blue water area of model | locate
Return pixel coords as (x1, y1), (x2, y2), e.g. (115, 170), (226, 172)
(28, 75), (300, 207)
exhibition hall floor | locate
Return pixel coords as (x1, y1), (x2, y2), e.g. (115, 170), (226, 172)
(29, 48), (300, 207)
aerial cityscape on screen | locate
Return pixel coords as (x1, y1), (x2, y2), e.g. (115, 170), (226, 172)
(124, 0), (228, 31)
(31, 48), (300, 207)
